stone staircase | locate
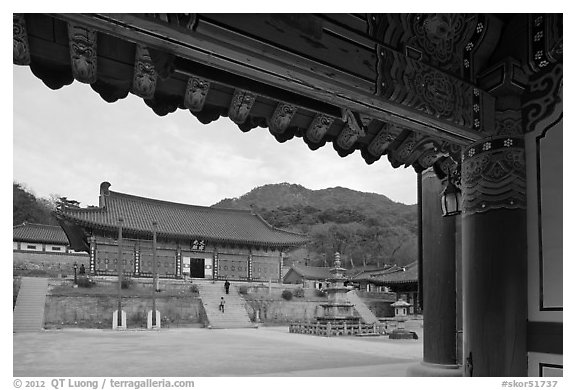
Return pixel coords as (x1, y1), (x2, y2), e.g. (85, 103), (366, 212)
(196, 281), (253, 329)
(13, 277), (49, 333)
(347, 290), (380, 325)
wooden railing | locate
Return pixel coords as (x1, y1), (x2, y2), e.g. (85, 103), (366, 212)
(289, 321), (383, 337)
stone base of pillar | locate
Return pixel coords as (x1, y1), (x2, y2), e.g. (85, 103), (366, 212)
(389, 329), (418, 339)
(112, 310), (126, 330)
(406, 361), (462, 377)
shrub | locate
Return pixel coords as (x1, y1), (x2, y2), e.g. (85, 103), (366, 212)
(314, 289), (326, 297)
(190, 284), (199, 293)
(293, 287), (305, 298)
(238, 285), (249, 294)
(121, 278), (133, 289)
(130, 310), (147, 327)
(281, 289), (293, 301)
(77, 276), (96, 288)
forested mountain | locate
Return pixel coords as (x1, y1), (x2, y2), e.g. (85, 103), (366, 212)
(13, 182), (59, 226)
(213, 183), (418, 268)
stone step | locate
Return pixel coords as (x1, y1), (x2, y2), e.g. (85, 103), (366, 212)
(13, 277), (49, 333)
(347, 290), (380, 325)
(196, 283), (253, 329)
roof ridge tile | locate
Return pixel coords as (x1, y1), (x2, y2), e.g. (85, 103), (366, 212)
(109, 190), (254, 214)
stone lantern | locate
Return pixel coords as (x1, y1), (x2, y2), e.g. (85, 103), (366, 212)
(389, 298), (416, 339)
(391, 298), (412, 320)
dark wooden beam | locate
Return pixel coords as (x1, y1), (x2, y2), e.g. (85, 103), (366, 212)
(49, 13), (483, 145)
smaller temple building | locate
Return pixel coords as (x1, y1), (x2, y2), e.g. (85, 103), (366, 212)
(285, 261), (420, 315)
(350, 261), (419, 314)
(13, 222), (89, 277)
(282, 264), (335, 289)
(14, 222), (72, 254)
(56, 182), (308, 282)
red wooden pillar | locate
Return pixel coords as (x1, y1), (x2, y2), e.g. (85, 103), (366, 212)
(461, 135), (527, 376)
(408, 169), (461, 376)
(89, 236), (96, 275)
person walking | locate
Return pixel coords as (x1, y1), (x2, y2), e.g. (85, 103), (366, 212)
(224, 279), (230, 294)
(219, 297), (225, 313)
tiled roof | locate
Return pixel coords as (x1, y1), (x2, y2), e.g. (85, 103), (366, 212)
(57, 185), (308, 248)
(288, 264), (334, 280)
(13, 222), (69, 245)
(348, 264), (396, 281)
(369, 261), (418, 285)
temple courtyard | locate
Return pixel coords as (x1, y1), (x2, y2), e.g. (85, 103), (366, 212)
(13, 326), (422, 377)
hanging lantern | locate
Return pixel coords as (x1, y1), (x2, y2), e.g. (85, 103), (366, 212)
(441, 179), (462, 216)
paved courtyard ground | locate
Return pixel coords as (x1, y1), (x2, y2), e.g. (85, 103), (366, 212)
(14, 326), (423, 377)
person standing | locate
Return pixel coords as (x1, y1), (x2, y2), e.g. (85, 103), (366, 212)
(224, 280), (230, 294)
(219, 297), (225, 313)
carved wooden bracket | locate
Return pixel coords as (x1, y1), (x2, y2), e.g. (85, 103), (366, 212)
(228, 89), (257, 124)
(184, 76), (210, 112)
(389, 132), (426, 167)
(337, 109), (366, 150)
(67, 24), (98, 84)
(306, 114), (334, 144)
(417, 148), (443, 170)
(367, 124), (395, 157)
(13, 14), (30, 66)
(269, 103), (297, 135)
(132, 45), (157, 99)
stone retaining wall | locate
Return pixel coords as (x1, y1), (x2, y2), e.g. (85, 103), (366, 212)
(244, 299), (325, 324)
(44, 295), (205, 329)
(13, 251), (89, 277)
(39, 280), (397, 328)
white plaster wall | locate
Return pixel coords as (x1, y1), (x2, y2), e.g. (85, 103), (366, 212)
(19, 242), (43, 251)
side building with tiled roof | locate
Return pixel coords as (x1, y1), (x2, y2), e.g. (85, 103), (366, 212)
(56, 182), (309, 282)
(13, 222), (90, 278)
(353, 261), (420, 314)
(13, 222), (80, 254)
(283, 264), (335, 289)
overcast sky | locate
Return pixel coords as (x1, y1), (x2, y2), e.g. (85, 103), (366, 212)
(13, 66), (417, 208)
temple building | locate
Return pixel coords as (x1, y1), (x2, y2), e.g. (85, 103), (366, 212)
(56, 182), (308, 282)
